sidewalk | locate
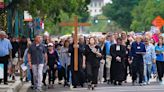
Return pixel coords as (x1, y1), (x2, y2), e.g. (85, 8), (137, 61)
(0, 77), (22, 92)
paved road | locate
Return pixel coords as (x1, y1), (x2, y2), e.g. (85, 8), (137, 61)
(19, 81), (164, 92)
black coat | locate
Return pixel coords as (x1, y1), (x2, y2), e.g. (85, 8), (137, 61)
(110, 44), (126, 81)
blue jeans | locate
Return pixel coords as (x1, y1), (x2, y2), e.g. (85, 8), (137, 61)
(144, 64), (152, 83)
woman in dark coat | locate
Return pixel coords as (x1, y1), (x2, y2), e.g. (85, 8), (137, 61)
(110, 38), (126, 85)
(84, 37), (102, 90)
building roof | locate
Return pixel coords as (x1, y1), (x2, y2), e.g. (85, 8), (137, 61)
(91, 0), (104, 2)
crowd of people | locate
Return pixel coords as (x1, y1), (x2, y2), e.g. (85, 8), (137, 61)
(1, 28), (164, 92)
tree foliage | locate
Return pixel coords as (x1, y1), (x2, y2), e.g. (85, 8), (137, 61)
(102, 0), (140, 31)
(131, 0), (164, 31)
(25, 0), (91, 23)
(6, 0), (91, 35)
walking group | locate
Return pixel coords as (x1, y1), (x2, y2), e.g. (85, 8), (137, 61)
(1, 28), (164, 92)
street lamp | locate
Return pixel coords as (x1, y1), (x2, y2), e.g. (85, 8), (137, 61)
(95, 20), (99, 24)
(107, 20), (111, 23)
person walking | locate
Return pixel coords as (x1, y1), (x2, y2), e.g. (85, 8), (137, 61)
(131, 35), (146, 86)
(104, 34), (114, 84)
(110, 38), (126, 85)
(143, 36), (156, 85)
(47, 43), (58, 88)
(155, 36), (164, 85)
(60, 40), (71, 86)
(84, 37), (102, 90)
(28, 35), (47, 92)
(0, 31), (12, 85)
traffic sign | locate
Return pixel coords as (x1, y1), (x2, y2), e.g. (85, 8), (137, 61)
(152, 16), (164, 29)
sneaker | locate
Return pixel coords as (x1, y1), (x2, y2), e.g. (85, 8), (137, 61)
(70, 84), (73, 89)
(159, 81), (164, 85)
(147, 81), (150, 85)
(143, 82), (147, 85)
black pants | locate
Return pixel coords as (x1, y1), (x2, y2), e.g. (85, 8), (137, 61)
(30, 69), (34, 85)
(103, 61), (107, 81)
(156, 61), (164, 81)
(58, 66), (66, 81)
(57, 65), (71, 83)
(124, 60), (132, 80)
(86, 63), (99, 84)
(131, 59), (144, 83)
(0, 56), (9, 84)
(48, 67), (56, 84)
(71, 69), (85, 86)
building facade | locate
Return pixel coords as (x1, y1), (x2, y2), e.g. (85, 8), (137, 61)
(88, 0), (112, 17)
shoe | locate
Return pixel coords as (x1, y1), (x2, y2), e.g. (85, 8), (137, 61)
(132, 80), (136, 86)
(159, 81), (164, 85)
(107, 79), (110, 84)
(20, 78), (23, 82)
(64, 82), (69, 87)
(73, 86), (77, 88)
(143, 82), (147, 85)
(80, 84), (84, 87)
(25, 78), (28, 82)
(139, 83), (143, 86)
(91, 84), (95, 90)
(42, 81), (47, 86)
(30, 85), (34, 89)
(0, 79), (2, 84)
(114, 81), (117, 85)
(12, 76), (15, 81)
(58, 81), (62, 85)
(88, 84), (91, 90)
(70, 84), (73, 89)
(4, 82), (8, 85)
(118, 82), (122, 85)
(147, 81), (150, 85)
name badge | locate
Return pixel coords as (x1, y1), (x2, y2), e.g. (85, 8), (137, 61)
(116, 45), (120, 51)
(137, 46), (140, 49)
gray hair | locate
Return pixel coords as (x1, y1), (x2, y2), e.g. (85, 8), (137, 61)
(0, 31), (7, 36)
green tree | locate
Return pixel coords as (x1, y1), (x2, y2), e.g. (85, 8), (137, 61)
(131, 0), (164, 32)
(102, 0), (140, 31)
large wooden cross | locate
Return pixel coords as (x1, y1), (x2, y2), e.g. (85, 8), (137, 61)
(59, 16), (91, 71)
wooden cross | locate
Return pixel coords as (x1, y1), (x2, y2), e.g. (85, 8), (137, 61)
(59, 16), (91, 71)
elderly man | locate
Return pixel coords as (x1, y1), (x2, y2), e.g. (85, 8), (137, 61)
(28, 35), (47, 92)
(131, 35), (146, 86)
(0, 31), (12, 85)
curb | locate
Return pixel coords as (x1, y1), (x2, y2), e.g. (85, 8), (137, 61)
(6, 81), (22, 92)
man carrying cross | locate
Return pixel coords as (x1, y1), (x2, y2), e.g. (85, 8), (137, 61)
(68, 35), (86, 88)
(60, 16), (90, 88)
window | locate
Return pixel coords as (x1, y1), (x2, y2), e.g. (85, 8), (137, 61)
(90, 3), (93, 7)
(94, 2), (97, 7)
(99, 2), (102, 7)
